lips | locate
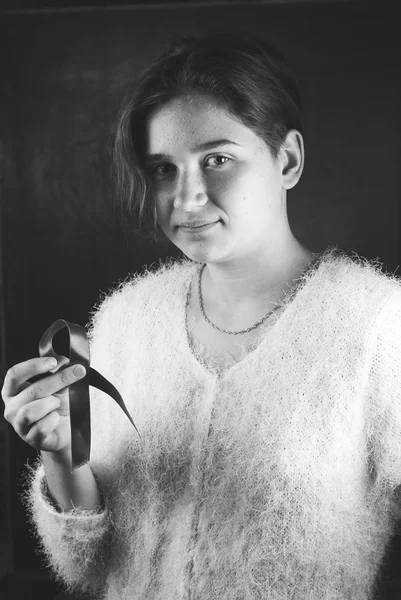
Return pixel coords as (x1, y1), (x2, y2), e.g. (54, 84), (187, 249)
(177, 220), (219, 228)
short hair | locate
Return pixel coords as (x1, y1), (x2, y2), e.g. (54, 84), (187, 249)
(113, 33), (303, 237)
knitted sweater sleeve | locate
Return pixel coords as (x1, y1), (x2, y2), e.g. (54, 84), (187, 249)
(24, 287), (133, 595)
(368, 285), (401, 495)
(26, 464), (109, 594)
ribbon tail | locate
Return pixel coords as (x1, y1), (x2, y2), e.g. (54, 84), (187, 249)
(69, 376), (91, 470)
(89, 367), (141, 439)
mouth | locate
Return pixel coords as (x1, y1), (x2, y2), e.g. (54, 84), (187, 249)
(177, 220), (220, 232)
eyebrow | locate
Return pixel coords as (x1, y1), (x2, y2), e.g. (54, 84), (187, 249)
(144, 139), (240, 163)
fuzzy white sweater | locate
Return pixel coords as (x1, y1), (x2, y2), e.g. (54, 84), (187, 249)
(27, 250), (401, 600)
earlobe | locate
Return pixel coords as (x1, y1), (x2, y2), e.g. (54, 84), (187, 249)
(281, 130), (304, 190)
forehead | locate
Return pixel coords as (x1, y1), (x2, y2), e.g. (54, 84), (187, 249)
(145, 96), (261, 154)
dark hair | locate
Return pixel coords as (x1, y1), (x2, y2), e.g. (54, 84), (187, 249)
(113, 33), (303, 237)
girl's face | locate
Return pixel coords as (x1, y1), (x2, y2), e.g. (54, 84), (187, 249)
(145, 96), (287, 264)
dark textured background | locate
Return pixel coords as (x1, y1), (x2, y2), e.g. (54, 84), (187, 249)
(1, 1), (400, 598)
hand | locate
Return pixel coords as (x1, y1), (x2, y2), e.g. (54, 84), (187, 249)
(2, 357), (86, 454)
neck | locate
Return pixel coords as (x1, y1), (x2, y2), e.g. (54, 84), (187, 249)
(203, 238), (314, 310)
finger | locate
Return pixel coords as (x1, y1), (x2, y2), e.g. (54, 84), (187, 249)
(2, 357), (59, 400)
(12, 396), (61, 437)
(24, 411), (63, 449)
(18, 364), (86, 405)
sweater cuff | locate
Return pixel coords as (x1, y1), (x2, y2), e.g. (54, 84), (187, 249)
(30, 463), (107, 521)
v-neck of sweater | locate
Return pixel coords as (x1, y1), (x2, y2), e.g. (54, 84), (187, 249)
(181, 251), (326, 380)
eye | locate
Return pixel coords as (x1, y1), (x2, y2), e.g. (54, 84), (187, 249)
(204, 155), (231, 168)
(150, 163), (176, 179)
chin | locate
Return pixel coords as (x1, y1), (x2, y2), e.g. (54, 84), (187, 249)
(176, 243), (218, 264)
(181, 245), (234, 266)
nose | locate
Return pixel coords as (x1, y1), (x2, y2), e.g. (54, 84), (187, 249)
(173, 168), (208, 211)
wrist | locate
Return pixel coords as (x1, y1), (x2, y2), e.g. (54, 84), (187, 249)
(41, 446), (72, 468)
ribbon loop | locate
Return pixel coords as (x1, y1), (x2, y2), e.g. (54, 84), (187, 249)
(39, 319), (139, 471)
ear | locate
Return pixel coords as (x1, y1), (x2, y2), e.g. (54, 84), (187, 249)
(279, 130), (304, 190)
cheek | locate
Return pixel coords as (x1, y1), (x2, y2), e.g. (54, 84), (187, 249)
(218, 168), (265, 212)
(155, 192), (170, 225)
(154, 196), (162, 220)
(155, 211), (174, 243)
(212, 168), (248, 206)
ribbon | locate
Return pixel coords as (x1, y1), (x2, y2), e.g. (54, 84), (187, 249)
(39, 319), (139, 471)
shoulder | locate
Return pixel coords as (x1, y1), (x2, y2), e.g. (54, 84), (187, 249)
(307, 247), (401, 311)
(87, 257), (197, 341)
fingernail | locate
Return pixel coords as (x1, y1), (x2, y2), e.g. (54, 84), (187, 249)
(45, 357), (58, 368)
(73, 365), (86, 378)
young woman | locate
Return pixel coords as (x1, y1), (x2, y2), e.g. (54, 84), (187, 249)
(2, 34), (401, 600)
